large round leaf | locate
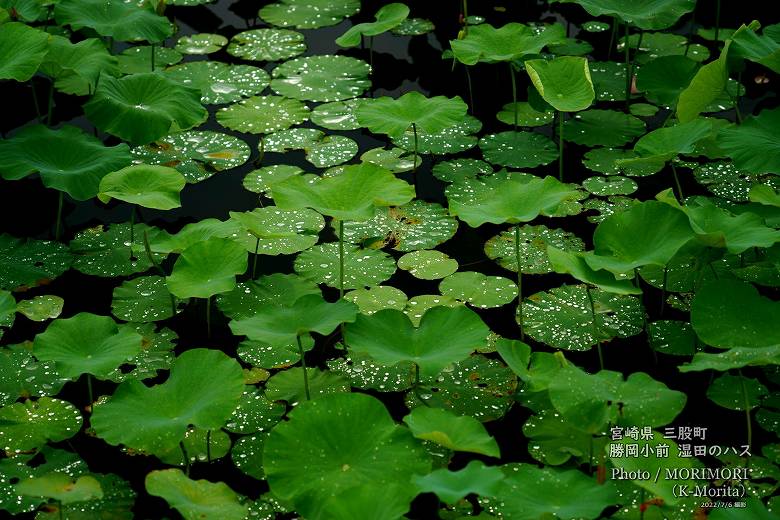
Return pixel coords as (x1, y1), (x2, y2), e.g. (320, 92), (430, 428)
(112, 276), (177, 323)
(439, 272), (518, 309)
(717, 107), (780, 175)
(412, 461), (505, 504)
(446, 174), (580, 227)
(227, 28), (306, 61)
(166, 238), (247, 299)
(484, 225), (585, 274)
(40, 36), (118, 96)
(55, 0), (173, 43)
(33, 313), (142, 380)
(345, 306), (489, 378)
(216, 95), (309, 134)
(270, 55), (370, 102)
(259, 0), (360, 29)
(273, 162), (414, 221)
(0, 398), (82, 452)
(98, 165), (185, 210)
(525, 56), (595, 112)
(229, 294), (358, 347)
(0, 125), (132, 200)
(0, 235), (72, 291)
(91, 349), (244, 455)
(229, 207), (324, 255)
(356, 91), (468, 138)
(164, 61), (270, 105)
(145, 469), (247, 520)
(551, 0), (696, 30)
(176, 33), (228, 55)
(294, 243), (397, 289)
(478, 131), (558, 168)
(563, 109), (645, 146)
(263, 392), (430, 519)
(0, 346), (67, 406)
(70, 223), (166, 278)
(85, 73), (207, 145)
(449, 23), (566, 65)
(403, 407), (499, 457)
(217, 274), (319, 320)
(336, 3), (409, 47)
(0, 22), (48, 81)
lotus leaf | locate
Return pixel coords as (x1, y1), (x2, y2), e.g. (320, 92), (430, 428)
(431, 158), (493, 184)
(225, 389), (285, 434)
(112, 276), (178, 323)
(117, 45), (181, 74)
(0, 22), (49, 81)
(582, 175), (637, 195)
(590, 61), (628, 101)
(165, 61), (270, 105)
(39, 36), (118, 96)
(157, 427), (231, 467)
(547, 247), (641, 294)
(243, 164), (307, 195)
(478, 131), (558, 168)
(525, 56), (595, 112)
(227, 28), (306, 61)
(229, 207), (324, 255)
(392, 18), (435, 36)
(450, 23), (566, 65)
(412, 461), (504, 504)
(708, 374), (768, 411)
(678, 40), (733, 122)
(0, 235), (73, 291)
(259, 0), (360, 29)
(336, 3), (409, 47)
(263, 128), (358, 167)
(485, 225), (584, 274)
(551, 0), (696, 30)
(439, 272), (518, 309)
(166, 238), (247, 299)
(145, 469), (246, 520)
(265, 367), (350, 403)
(327, 348), (415, 391)
(523, 409), (603, 465)
(731, 24), (780, 73)
(563, 110), (645, 147)
(361, 147), (416, 173)
(621, 31), (709, 64)
(70, 223), (166, 277)
(216, 95), (310, 134)
(0, 346), (66, 406)
(397, 250), (457, 280)
(356, 91), (468, 138)
(310, 99), (366, 130)
(496, 102), (554, 127)
(217, 274), (320, 320)
(176, 33), (228, 55)
(270, 55), (370, 102)
(0, 397), (81, 452)
(10, 294), (63, 325)
(391, 115), (482, 155)
(98, 165), (185, 210)
(55, 0), (172, 43)
(403, 407), (500, 457)
(717, 107), (780, 174)
(294, 243), (397, 289)
(15, 474), (102, 504)
(85, 73), (207, 145)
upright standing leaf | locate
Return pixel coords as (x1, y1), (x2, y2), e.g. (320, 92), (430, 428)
(0, 23), (50, 81)
(166, 238), (247, 299)
(356, 91), (468, 138)
(98, 165), (185, 210)
(525, 57), (595, 112)
(336, 3), (409, 47)
(145, 469), (247, 520)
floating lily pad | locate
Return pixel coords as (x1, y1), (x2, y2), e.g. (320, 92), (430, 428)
(263, 128), (358, 168)
(231, 432), (270, 480)
(630, 102), (659, 117)
(0, 347), (67, 406)
(15, 473), (103, 505)
(563, 110), (645, 147)
(708, 374), (768, 411)
(327, 349), (415, 391)
(0, 234), (73, 291)
(523, 408), (601, 465)
(439, 272), (518, 309)
(157, 427), (231, 467)
(264, 367), (350, 403)
(270, 55), (370, 102)
(105, 324), (178, 383)
(484, 225), (585, 274)
(224, 390), (285, 435)
(165, 61), (270, 105)
(391, 116), (481, 155)
(14, 296), (63, 322)
(259, 0), (360, 29)
(392, 18), (435, 36)
(582, 147), (663, 176)
(54, 0), (173, 43)
(146, 469), (247, 520)
(523, 284), (644, 351)
(413, 461), (504, 504)
(112, 276), (177, 323)
(70, 223), (166, 277)
(175, 33), (228, 55)
(294, 243), (397, 290)
(479, 131), (558, 168)
(344, 286), (408, 315)
(693, 161), (780, 202)
(216, 274), (320, 320)
(117, 45), (182, 74)
(0, 397), (81, 452)
(398, 250), (458, 280)
(166, 238), (247, 299)
(403, 295), (462, 326)
(635, 55), (699, 105)
(310, 99), (366, 130)
(404, 407), (500, 457)
(431, 159), (493, 184)
(237, 337), (313, 369)
(216, 95), (310, 134)
(648, 320), (697, 356)
(496, 102), (554, 127)
(589, 61), (627, 102)
(583, 175), (638, 195)
(621, 31), (709, 64)
(583, 20), (610, 32)
(406, 355), (518, 422)
(243, 165), (307, 195)
(131, 130), (251, 184)
(361, 147), (416, 173)
(227, 28), (306, 61)
(229, 207), (324, 255)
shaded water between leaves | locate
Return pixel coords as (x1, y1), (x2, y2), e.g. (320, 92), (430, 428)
(1, 0), (778, 518)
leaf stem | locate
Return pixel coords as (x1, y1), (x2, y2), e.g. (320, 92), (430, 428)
(129, 205), (136, 261)
(86, 374), (94, 406)
(738, 369), (752, 460)
(206, 296), (212, 339)
(558, 110), (564, 181)
(297, 335), (311, 401)
(55, 191), (64, 241)
(670, 163), (684, 202)
(46, 79), (54, 125)
(660, 266), (668, 316)
(338, 220), (345, 299)
(206, 430), (211, 463)
(31, 82), (42, 122)
(252, 236), (260, 279)
(607, 17), (618, 61)
(586, 286), (604, 370)
(624, 23), (631, 110)
(151, 43), (155, 71)
(514, 224), (525, 341)
(413, 364), (431, 407)
(142, 231), (176, 316)
(509, 62), (517, 130)
(411, 122), (419, 174)
(714, 0), (721, 44)
(180, 441), (190, 476)
(464, 65), (475, 114)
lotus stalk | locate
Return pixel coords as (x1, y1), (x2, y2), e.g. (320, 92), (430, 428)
(509, 63), (518, 130)
(513, 224), (524, 340)
(296, 334), (311, 401)
(585, 286), (604, 370)
(205, 296), (212, 339)
(557, 111), (564, 181)
(143, 230), (178, 316)
(738, 369), (753, 464)
(54, 191), (64, 241)
(179, 441), (190, 476)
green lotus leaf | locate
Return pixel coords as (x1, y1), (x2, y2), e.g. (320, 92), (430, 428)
(263, 128), (358, 168)
(525, 56), (595, 112)
(390, 115), (482, 155)
(243, 164), (307, 196)
(621, 31), (709, 65)
(112, 276), (178, 323)
(85, 73), (207, 145)
(584, 200), (694, 274)
(680, 345), (780, 372)
(397, 250), (458, 280)
(55, 0), (172, 43)
(176, 33), (228, 55)
(294, 243), (397, 289)
(263, 392), (430, 519)
(583, 20), (610, 32)
(0, 22), (49, 81)
(582, 175), (637, 195)
(0, 291), (14, 336)
(39, 36), (118, 96)
(678, 39), (733, 122)
(16, 474), (102, 505)
(165, 61), (270, 105)
(406, 354), (517, 421)
(310, 99), (366, 130)
(694, 161), (780, 202)
(339, 200), (457, 251)
(583, 147), (664, 176)
(432, 158), (493, 184)
(707, 373), (768, 411)
(265, 367), (350, 403)
(450, 23), (566, 65)
(446, 174), (580, 227)
(157, 427), (231, 467)
(0, 345), (67, 406)
(166, 238), (247, 299)
(563, 110), (645, 147)
(145, 469), (247, 520)
(549, 365), (686, 432)
(0, 125), (132, 200)
(230, 293), (358, 347)
(273, 162), (414, 221)
(70, 223), (166, 277)
(225, 389), (285, 434)
(131, 130), (250, 184)
(403, 407), (500, 457)
(478, 131), (558, 168)
(33, 313), (141, 380)
(237, 335), (313, 369)
(343, 286), (408, 316)
(231, 432), (270, 479)
(691, 279), (780, 349)
(628, 118), (713, 163)
(496, 102), (554, 127)
(750, 185), (780, 207)
(630, 102), (660, 116)
(229, 207), (324, 255)
(216, 274), (319, 320)
(227, 28), (306, 61)
(550, 0), (696, 30)
(392, 18), (435, 36)
(345, 306), (489, 378)
(717, 107), (780, 174)
(402, 294), (462, 326)
(40, 473), (136, 519)
(523, 408), (605, 465)
(590, 61), (628, 101)
(0, 397), (82, 452)
(361, 147), (416, 173)
(91, 348), (244, 455)
(116, 45), (181, 74)
(98, 165), (185, 210)
(523, 284), (644, 350)
(485, 225), (584, 274)
(439, 272), (518, 309)
(0, 235), (72, 292)
(547, 246), (642, 294)
(648, 320), (697, 356)
(412, 460), (504, 504)
(327, 348), (415, 391)
(259, 0), (360, 29)
(336, 3), (409, 47)
(356, 91), (468, 138)
(731, 24), (780, 73)
(640, 56), (699, 106)
(216, 95), (310, 134)
(270, 55), (370, 102)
